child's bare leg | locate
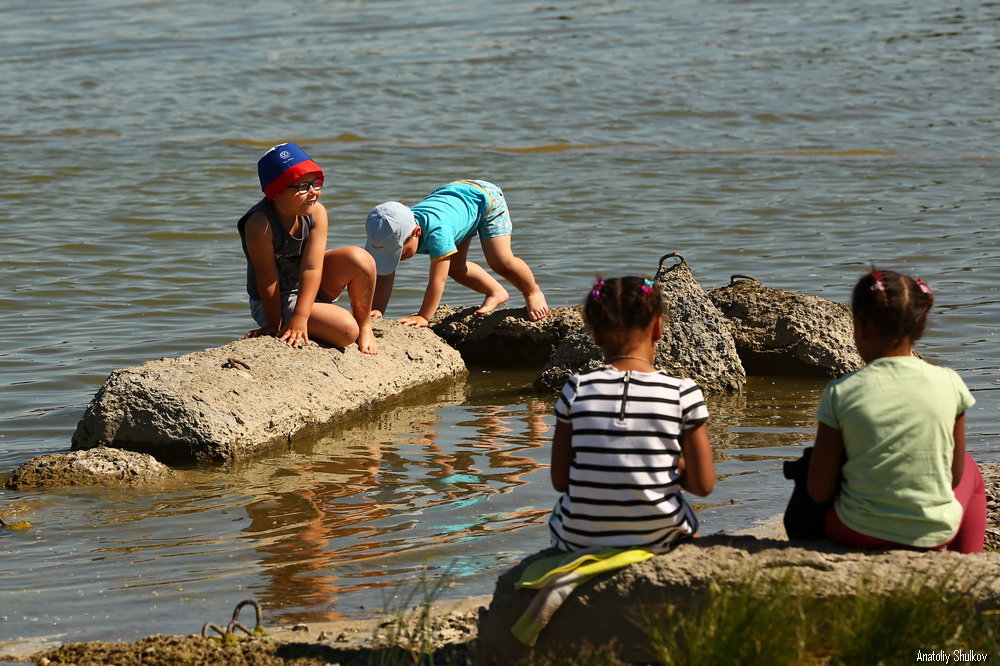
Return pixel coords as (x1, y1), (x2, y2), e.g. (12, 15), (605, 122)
(449, 239), (509, 314)
(306, 302), (361, 349)
(480, 235), (549, 321)
(319, 246), (378, 354)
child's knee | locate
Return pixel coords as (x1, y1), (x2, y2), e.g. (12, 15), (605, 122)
(331, 311), (360, 343)
(328, 246), (376, 278)
(344, 318), (360, 339)
(355, 246), (377, 271)
(345, 246), (376, 270)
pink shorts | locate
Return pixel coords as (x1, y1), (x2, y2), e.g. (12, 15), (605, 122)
(825, 453), (987, 554)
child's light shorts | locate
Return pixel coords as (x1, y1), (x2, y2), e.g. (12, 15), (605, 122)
(465, 180), (512, 238)
(249, 293), (297, 329)
(248, 290), (340, 328)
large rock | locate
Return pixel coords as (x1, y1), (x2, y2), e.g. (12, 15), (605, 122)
(708, 274), (864, 377)
(535, 253), (746, 393)
(431, 305), (583, 367)
(533, 328), (604, 393)
(71, 321), (466, 464)
(5, 447), (176, 490)
(653, 253), (745, 391)
(477, 535), (1000, 664)
(985, 463), (1000, 551)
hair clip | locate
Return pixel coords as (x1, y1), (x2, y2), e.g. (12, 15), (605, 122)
(591, 279), (605, 299)
(914, 278), (932, 294)
(641, 277), (654, 294)
(870, 271), (885, 292)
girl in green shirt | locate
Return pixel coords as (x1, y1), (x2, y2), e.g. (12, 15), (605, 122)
(806, 268), (986, 553)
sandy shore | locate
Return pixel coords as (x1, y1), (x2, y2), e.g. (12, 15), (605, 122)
(0, 595), (490, 665)
(4, 465), (995, 665)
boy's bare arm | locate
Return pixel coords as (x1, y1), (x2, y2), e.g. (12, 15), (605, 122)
(400, 257), (450, 327)
(287, 206), (328, 334)
(372, 273), (395, 316)
(243, 213), (282, 332)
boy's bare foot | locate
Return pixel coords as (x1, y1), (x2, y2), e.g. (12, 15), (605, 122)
(356, 325), (378, 355)
(525, 290), (549, 321)
(475, 288), (510, 315)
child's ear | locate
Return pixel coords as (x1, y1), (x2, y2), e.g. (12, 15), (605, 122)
(411, 226), (422, 238)
(649, 315), (664, 343)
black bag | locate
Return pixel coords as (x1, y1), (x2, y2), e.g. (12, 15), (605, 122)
(782, 447), (832, 540)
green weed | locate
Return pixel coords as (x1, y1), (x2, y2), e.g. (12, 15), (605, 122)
(368, 572), (458, 666)
(641, 568), (999, 666)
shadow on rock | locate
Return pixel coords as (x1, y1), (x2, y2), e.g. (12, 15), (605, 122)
(431, 305), (583, 368)
(709, 274), (863, 377)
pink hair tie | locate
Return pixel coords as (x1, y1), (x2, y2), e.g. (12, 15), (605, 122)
(641, 277), (654, 294)
(871, 271), (885, 292)
(915, 278), (932, 294)
(591, 279), (605, 299)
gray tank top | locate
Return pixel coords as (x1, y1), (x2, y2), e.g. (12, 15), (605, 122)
(237, 199), (313, 299)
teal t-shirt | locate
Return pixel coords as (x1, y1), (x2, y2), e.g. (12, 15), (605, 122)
(412, 182), (488, 261)
(816, 356), (975, 547)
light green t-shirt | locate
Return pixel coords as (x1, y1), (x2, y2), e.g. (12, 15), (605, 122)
(816, 356), (975, 547)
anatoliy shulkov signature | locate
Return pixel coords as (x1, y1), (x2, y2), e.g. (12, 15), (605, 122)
(915, 649), (989, 663)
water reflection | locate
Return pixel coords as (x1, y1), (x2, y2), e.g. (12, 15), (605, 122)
(235, 370), (826, 624)
(240, 380), (551, 622)
(695, 376), (827, 534)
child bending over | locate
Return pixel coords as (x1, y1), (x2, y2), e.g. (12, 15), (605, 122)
(548, 276), (715, 552)
(238, 143), (378, 354)
(807, 268), (986, 553)
(363, 180), (549, 326)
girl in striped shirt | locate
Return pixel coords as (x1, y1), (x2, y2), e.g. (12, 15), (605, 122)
(549, 276), (716, 552)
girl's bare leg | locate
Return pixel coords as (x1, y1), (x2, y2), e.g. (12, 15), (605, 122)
(306, 302), (361, 349)
(318, 246), (378, 354)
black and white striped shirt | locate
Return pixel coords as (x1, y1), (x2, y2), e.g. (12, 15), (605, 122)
(549, 366), (709, 553)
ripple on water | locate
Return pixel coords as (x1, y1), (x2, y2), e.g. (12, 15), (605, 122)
(1, 0), (998, 651)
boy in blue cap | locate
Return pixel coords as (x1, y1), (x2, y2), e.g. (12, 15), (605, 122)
(364, 180), (548, 326)
(239, 142), (378, 353)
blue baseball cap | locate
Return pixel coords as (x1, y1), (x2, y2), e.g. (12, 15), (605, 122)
(364, 202), (416, 275)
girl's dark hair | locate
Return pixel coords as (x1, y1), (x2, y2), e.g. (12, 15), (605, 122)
(852, 266), (934, 343)
(584, 275), (663, 343)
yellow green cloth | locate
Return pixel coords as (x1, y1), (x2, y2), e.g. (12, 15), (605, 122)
(511, 547), (654, 646)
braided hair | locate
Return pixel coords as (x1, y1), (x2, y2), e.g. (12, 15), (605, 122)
(852, 266), (934, 344)
(584, 276), (663, 345)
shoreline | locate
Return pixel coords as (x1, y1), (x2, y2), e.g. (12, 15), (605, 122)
(3, 470), (995, 664)
(0, 525), (780, 663)
(0, 594), (491, 665)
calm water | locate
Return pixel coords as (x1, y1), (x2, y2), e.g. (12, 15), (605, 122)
(1, 0), (998, 653)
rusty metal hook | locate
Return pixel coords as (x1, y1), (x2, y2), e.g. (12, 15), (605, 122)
(201, 622), (227, 639)
(657, 252), (686, 271)
(201, 598), (266, 640)
(231, 598), (264, 634)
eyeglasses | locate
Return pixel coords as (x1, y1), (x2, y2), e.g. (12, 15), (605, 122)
(288, 178), (324, 194)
